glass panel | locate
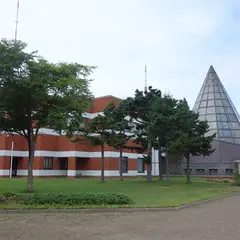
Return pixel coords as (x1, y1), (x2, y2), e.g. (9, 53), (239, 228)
(217, 122), (229, 129)
(216, 114), (227, 121)
(202, 94), (208, 100)
(218, 86), (224, 92)
(199, 115), (205, 121)
(219, 129), (232, 137)
(206, 114), (216, 121)
(198, 108), (206, 115)
(196, 95), (201, 102)
(204, 87), (208, 93)
(233, 130), (240, 137)
(229, 122), (240, 129)
(208, 122), (217, 129)
(199, 86), (204, 95)
(227, 115), (237, 122)
(208, 86), (214, 93)
(216, 107), (225, 113)
(217, 114), (227, 121)
(222, 100), (230, 106)
(200, 101), (207, 108)
(220, 92), (227, 99)
(207, 100), (214, 106)
(215, 99), (223, 106)
(206, 107), (215, 114)
(214, 86), (219, 92)
(224, 107), (234, 114)
(194, 102), (200, 110)
(208, 92), (214, 100)
(214, 92), (221, 99)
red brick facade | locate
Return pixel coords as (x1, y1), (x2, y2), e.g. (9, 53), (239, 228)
(0, 96), (146, 177)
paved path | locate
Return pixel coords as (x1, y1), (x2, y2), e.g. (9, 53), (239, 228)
(1, 195), (240, 240)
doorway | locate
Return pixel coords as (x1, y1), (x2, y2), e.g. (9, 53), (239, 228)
(12, 157), (19, 177)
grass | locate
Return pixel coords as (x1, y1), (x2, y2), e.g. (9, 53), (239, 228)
(0, 177), (239, 209)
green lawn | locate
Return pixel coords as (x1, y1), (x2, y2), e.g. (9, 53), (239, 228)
(0, 177), (239, 209)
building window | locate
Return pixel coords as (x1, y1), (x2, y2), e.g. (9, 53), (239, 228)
(225, 169), (233, 176)
(137, 158), (144, 173)
(195, 169), (205, 175)
(59, 158), (68, 170)
(122, 157), (128, 173)
(209, 169), (218, 175)
(184, 169), (192, 175)
(44, 157), (53, 169)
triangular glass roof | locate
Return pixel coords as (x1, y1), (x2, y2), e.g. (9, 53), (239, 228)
(193, 65), (240, 144)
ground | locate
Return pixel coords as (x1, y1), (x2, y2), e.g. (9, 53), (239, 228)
(0, 177), (238, 209)
(0, 193), (240, 240)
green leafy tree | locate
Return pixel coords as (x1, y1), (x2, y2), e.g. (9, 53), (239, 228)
(169, 99), (215, 184)
(151, 95), (179, 184)
(104, 101), (133, 181)
(84, 113), (112, 183)
(124, 87), (162, 182)
(0, 39), (94, 192)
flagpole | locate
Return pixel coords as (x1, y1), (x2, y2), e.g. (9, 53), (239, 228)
(15, 0), (20, 42)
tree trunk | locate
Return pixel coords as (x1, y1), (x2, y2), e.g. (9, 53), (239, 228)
(119, 147), (123, 182)
(158, 148), (163, 180)
(27, 139), (35, 192)
(147, 140), (152, 182)
(186, 154), (191, 184)
(101, 144), (105, 183)
(165, 150), (170, 184)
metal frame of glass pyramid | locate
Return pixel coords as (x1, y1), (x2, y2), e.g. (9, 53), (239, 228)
(178, 65), (240, 176)
(193, 65), (240, 144)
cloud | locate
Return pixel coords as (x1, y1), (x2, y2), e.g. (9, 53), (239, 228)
(1, 0), (240, 110)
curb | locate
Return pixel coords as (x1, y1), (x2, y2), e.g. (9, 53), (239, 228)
(0, 192), (239, 214)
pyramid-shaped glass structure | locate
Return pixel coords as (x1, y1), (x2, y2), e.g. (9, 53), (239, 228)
(193, 65), (240, 144)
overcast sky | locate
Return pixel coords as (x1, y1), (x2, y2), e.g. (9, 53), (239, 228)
(1, 0), (240, 109)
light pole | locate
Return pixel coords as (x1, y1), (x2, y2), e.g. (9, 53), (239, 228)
(9, 141), (14, 178)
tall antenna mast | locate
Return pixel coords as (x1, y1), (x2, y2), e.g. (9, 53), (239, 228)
(14, 0), (20, 41)
(144, 65), (148, 93)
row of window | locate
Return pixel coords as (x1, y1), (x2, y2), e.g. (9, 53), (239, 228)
(197, 106), (235, 115)
(199, 114), (239, 124)
(43, 157), (145, 173)
(199, 85), (224, 95)
(184, 168), (233, 175)
(196, 92), (227, 103)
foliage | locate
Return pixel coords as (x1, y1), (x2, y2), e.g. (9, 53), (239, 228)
(0, 193), (21, 204)
(233, 168), (240, 178)
(0, 39), (94, 192)
(124, 87), (162, 182)
(23, 192), (133, 205)
(82, 110), (113, 182)
(0, 178), (238, 209)
(165, 99), (215, 183)
(103, 101), (134, 181)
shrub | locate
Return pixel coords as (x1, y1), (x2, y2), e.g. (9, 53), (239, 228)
(232, 178), (240, 186)
(233, 168), (240, 178)
(23, 192), (134, 205)
(0, 193), (22, 204)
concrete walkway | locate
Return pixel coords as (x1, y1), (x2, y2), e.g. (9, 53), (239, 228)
(1, 194), (240, 240)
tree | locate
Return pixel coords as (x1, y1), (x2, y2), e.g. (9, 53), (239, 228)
(151, 95), (179, 184)
(104, 101), (133, 181)
(124, 87), (162, 182)
(84, 112), (112, 183)
(0, 39), (94, 192)
(169, 99), (215, 184)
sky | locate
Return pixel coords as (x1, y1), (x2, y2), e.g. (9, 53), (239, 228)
(1, 0), (240, 109)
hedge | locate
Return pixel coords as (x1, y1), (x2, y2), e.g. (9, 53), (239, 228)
(22, 192), (134, 205)
(0, 193), (22, 204)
